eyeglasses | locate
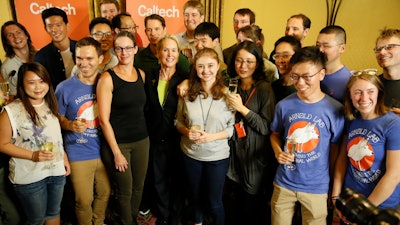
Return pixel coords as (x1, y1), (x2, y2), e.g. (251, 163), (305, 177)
(290, 69), (322, 82)
(91, 32), (113, 39)
(114, 46), (135, 53)
(272, 53), (294, 60)
(120, 26), (139, 32)
(234, 58), (257, 66)
(373, 44), (400, 53)
(351, 69), (378, 76)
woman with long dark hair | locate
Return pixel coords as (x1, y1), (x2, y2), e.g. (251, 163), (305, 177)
(226, 41), (276, 225)
(0, 62), (70, 225)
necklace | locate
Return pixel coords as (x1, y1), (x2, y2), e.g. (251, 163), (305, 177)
(32, 100), (45, 107)
(199, 95), (213, 131)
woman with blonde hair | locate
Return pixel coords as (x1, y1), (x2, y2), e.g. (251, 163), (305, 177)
(144, 35), (188, 224)
(332, 71), (400, 223)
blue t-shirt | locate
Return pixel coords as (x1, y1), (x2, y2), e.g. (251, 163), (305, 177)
(321, 65), (351, 102)
(271, 93), (344, 194)
(344, 111), (400, 209)
(55, 75), (101, 162)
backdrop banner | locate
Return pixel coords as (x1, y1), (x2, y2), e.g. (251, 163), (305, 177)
(127, 0), (187, 46)
(14, 0), (90, 49)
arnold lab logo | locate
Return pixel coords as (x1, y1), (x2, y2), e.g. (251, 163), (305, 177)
(347, 137), (374, 171)
(77, 100), (99, 129)
(286, 121), (320, 153)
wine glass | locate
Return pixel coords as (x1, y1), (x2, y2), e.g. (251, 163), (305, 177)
(284, 139), (297, 170)
(227, 78), (238, 111)
(76, 117), (88, 144)
(40, 141), (54, 169)
(228, 79), (238, 94)
(0, 82), (9, 98)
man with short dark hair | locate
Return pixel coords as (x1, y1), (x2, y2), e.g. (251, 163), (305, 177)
(223, 8), (255, 64)
(285, 14), (311, 43)
(194, 22), (224, 62)
(55, 37), (111, 225)
(135, 14), (190, 75)
(317, 25), (351, 102)
(270, 46), (344, 225)
(270, 14), (311, 64)
(34, 7), (76, 89)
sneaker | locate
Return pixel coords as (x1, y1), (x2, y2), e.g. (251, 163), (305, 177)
(139, 209), (151, 216)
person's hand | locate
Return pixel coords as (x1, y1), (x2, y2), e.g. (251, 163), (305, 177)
(181, 48), (193, 59)
(391, 107), (400, 116)
(333, 201), (352, 225)
(187, 129), (202, 141)
(275, 151), (295, 164)
(31, 150), (54, 162)
(177, 79), (189, 97)
(227, 93), (244, 111)
(193, 130), (215, 144)
(63, 152), (71, 176)
(114, 153), (128, 172)
(71, 119), (87, 133)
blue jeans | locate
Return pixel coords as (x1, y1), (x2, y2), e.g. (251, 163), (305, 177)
(183, 154), (229, 225)
(14, 176), (66, 225)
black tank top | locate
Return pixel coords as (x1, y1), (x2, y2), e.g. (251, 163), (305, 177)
(108, 68), (148, 143)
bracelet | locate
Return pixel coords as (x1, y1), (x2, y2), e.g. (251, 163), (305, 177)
(31, 152), (35, 162)
(331, 196), (339, 200)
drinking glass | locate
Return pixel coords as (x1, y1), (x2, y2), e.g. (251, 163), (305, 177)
(284, 139), (297, 170)
(0, 82), (9, 97)
(227, 79), (238, 111)
(40, 141), (54, 169)
(190, 124), (201, 131)
(228, 79), (238, 94)
(76, 117), (88, 144)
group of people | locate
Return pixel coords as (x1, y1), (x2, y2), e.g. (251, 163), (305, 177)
(0, 1), (399, 225)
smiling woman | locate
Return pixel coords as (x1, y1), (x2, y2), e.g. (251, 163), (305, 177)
(0, 62), (69, 225)
(97, 31), (149, 225)
(332, 72), (400, 222)
(175, 48), (234, 225)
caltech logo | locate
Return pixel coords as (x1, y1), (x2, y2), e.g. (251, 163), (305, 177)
(347, 137), (374, 171)
(286, 121), (320, 153)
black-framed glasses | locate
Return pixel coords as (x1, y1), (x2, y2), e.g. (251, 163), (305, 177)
(114, 46), (135, 53)
(351, 69), (378, 76)
(290, 69), (322, 82)
(91, 32), (113, 39)
(373, 44), (400, 53)
(272, 53), (294, 60)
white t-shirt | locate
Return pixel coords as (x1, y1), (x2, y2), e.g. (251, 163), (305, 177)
(5, 99), (66, 184)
